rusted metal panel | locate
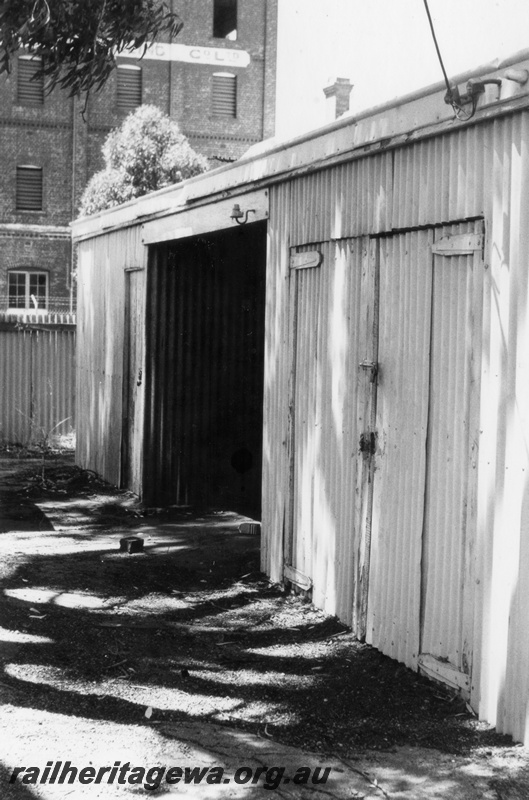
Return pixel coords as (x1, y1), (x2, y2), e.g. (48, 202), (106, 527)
(0, 317), (75, 445)
(76, 226), (145, 486)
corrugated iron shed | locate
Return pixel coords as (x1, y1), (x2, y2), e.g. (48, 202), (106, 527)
(72, 49), (529, 744)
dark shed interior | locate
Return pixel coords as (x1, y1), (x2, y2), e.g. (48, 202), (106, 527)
(143, 220), (267, 515)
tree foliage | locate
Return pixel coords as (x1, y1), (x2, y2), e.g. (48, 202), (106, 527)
(0, 0), (183, 97)
(79, 104), (209, 216)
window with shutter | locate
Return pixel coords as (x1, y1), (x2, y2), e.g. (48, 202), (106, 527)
(16, 166), (43, 211)
(213, 0), (237, 40)
(17, 56), (44, 105)
(212, 73), (237, 118)
(117, 65), (142, 112)
(8, 271), (48, 310)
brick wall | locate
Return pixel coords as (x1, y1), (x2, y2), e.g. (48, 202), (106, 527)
(0, 0), (278, 310)
(0, 231), (71, 310)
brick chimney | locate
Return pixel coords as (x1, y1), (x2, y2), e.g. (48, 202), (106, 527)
(323, 77), (353, 121)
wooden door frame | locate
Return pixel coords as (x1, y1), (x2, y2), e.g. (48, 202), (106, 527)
(121, 265), (145, 491)
(283, 246), (323, 592)
(352, 236), (380, 639)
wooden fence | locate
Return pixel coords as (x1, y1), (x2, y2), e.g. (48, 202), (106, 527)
(0, 312), (76, 446)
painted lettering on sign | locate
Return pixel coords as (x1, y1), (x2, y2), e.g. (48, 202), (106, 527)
(121, 43), (250, 68)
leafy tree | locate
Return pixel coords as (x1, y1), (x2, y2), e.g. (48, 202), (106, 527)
(79, 104), (209, 216)
(0, 0), (182, 97)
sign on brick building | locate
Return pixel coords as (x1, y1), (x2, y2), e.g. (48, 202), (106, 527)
(122, 43), (251, 68)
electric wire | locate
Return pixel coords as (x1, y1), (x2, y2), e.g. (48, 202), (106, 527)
(421, 0), (452, 96)
(421, 0), (477, 120)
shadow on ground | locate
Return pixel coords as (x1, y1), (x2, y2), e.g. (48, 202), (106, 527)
(1, 456), (527, 799)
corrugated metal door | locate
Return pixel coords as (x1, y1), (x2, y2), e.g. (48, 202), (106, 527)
(419, 221), (484, 692)
(367, 221), (484, 692)
(286, 246), (324, 590)
(283, 236), (373, 618)
(367, 229), (434, 668)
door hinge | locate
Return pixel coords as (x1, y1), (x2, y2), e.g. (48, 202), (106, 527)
(432, 233), (483, 256)
(290, 251), (322, 270)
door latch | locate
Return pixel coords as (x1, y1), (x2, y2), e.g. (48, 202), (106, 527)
(359, 431), (377, 455)
(359, 360), (378, 383)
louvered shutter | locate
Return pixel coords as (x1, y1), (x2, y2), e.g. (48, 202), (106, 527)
(117, 66), (142, 112)
(212, 73), (237, 117)
(16, 167), (43, 211)
(17, 56), (44, 105)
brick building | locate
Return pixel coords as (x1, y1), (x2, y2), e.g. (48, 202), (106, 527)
(0, 0), (277, 313)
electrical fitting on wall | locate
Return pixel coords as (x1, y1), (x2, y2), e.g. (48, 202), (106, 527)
(444, 68), (529, 120)
(230, 204), (256, 225)
(444, 78), (502, 120)
(422, 0), (529, 121)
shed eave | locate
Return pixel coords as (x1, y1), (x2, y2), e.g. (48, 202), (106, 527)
(71, 48), (529, 243)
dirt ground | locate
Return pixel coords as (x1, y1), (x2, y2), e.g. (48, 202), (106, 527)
(1, 452), (529, 799)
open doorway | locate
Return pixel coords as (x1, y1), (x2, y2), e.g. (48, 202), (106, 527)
(143, 220), (267, 517)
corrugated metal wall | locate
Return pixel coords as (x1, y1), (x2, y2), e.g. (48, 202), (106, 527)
(76, 225), (145, 487)
(74, 103), (529, 744)
(289, 155), (393, 245)
(286, 122), (496, 250)
(261, 182), (292, 583)
(263, 109), (529, 743)
(143, 223), (266, 511)
(0, 316), (75, 445)
(477, 111), (529, 743)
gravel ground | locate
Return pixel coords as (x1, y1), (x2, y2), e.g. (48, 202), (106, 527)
(0, 453), (528, 799)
